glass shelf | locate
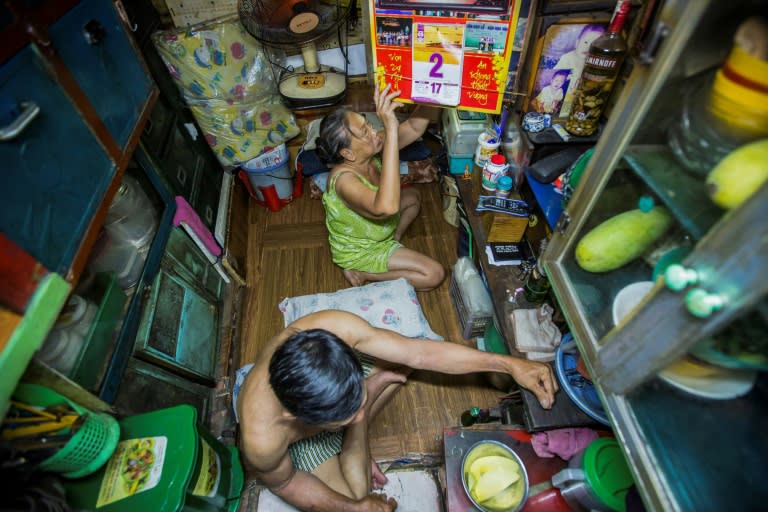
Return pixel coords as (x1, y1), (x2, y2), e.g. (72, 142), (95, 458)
(623, 146), (723, 240)
(602, 374), (768, 511)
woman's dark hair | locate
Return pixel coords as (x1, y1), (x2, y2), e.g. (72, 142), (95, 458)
(269, 328), (364, 425)
(315, 107), (353, 165)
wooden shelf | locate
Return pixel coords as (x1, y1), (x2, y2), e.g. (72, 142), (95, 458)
(456, 176), (529, 354)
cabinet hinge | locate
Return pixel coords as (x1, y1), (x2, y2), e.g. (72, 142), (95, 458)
(638, 21), (671, 65)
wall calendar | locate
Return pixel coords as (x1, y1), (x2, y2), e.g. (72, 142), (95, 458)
(369, 1), (520, 113)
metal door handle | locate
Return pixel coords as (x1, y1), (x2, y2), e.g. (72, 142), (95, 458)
(0, 102), (41, 141)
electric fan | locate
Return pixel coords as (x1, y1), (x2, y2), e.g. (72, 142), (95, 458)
(239, 0), (353, 109)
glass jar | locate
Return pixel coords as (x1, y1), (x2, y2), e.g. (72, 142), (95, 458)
(668, 64), (768, 176)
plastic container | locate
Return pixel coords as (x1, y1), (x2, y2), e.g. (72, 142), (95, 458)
(38, 328), (84, 375)
(551, 438), (634, 512)
(64, 404), (244, 512)
(481, 154), (509, 193)
(668, 59), (768, 176)
(442, 108), (489, 156)
(495, 175), (513, 197)
(106, 176), (154, 223)
(242, 144), (293, 201)
(105, 176), (159, 248)
(448, 153), (475, 175)
(474, 130), (501, 167)
(57, 294), (98, 338)
(88, 232), (149, 289)
(13, 383), (120, 478)
(502, 122), (522, 163)
(38, 295), (98, 374)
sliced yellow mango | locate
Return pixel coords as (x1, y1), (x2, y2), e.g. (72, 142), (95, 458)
(470, 456), (521, 482)
(481, 480), (525, 510)
(469, 456), (521, 503)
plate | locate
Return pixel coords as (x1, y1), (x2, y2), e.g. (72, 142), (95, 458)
(612, 281), (654, 325)
(554, 335), (610, 425)
(658, 363), (757, 400)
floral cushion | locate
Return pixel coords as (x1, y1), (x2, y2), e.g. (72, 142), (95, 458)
(279, 278), (442, 340)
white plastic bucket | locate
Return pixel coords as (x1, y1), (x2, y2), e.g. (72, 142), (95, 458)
(242, 144), (293, 201)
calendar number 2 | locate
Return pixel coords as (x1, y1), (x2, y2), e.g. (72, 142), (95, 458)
(429, 53), (444, 78)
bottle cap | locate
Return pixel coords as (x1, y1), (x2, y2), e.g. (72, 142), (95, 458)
(490, 154), (506, 165)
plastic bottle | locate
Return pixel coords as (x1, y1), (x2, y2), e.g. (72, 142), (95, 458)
(495, 175), (513, 197)
(565, 0), (631, 136)
(481, 154), (509, 194)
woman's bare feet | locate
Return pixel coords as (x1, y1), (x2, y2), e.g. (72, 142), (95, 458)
(343, 268), (366, 287)
(371, 459), (388, 489)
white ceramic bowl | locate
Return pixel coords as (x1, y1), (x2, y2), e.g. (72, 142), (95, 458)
(612, 281), (654, 326)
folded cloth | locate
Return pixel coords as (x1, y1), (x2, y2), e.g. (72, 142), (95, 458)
(511, 304), (561, 353)
(173, 196), (222, 257)
(531, 428), (599, 459)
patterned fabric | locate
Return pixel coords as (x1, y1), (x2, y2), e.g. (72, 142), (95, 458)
(233, 354), (376, 473)
(279, 278), (443, 341)
(152, 17), (299, 167)
(322, 171), (402, 274)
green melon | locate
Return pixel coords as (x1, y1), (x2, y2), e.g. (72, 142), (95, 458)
(575, 206), (673, 273)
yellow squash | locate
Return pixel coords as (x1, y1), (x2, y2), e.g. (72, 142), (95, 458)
(575, 206), (672, 273)
(706, 139), (768, 209)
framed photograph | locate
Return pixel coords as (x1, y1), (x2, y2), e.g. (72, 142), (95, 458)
(523, 15), (610, 119)
(376, 0), (511, 15)
(538, 0), (616, 15)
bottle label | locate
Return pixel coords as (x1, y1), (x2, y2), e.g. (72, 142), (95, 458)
(582, 54), (621, 78)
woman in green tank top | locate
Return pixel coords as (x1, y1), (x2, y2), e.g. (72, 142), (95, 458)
(316, 84), (444, 291)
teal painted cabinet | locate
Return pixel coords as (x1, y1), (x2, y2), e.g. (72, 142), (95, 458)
(133, 227), (225, 384)
(0, 0), (155, 277)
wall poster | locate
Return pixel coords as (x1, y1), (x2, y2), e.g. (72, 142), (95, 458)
(369, 1), (521, 114)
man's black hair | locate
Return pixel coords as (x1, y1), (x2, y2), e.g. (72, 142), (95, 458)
(268, 328), (365, 425)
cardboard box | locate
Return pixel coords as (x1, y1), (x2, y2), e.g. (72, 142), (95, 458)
(482, 211), (528, 243)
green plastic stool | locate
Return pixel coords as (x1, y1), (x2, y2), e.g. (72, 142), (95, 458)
(64, 404), (244, 512)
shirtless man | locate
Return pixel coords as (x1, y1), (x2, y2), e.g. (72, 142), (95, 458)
(234, 310), (558, 511)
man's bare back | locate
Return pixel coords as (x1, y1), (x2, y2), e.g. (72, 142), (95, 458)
(233, 310), (556, 511)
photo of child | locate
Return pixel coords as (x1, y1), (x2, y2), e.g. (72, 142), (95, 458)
(531, 69), (570, 114)
(529, 21), (606, 118)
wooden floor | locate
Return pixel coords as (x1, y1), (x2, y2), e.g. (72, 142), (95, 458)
(236, 169), (505, 462)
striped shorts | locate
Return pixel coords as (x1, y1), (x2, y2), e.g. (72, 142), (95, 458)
(233, 352), (376, 473)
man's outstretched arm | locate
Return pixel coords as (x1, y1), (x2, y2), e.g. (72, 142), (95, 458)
(295, 311), (558, 409)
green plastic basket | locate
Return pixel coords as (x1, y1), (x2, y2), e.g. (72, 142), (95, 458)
(12, 383), (121, 478)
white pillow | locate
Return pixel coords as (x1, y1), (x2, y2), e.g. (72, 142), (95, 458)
(279, 278), (443, 340)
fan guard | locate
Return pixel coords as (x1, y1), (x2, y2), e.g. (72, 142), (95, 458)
(239, 0), (353, 109)
(239, 0), (351, 48)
